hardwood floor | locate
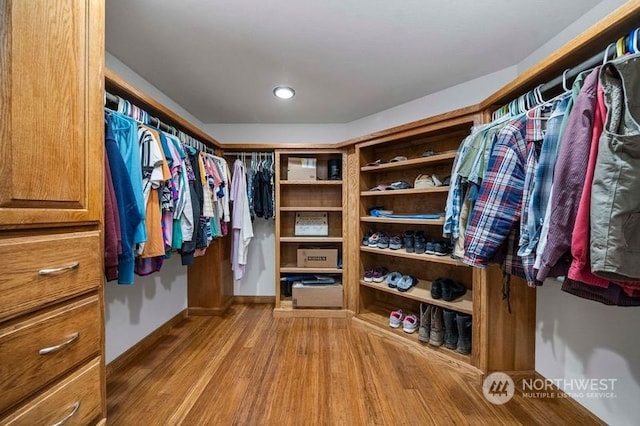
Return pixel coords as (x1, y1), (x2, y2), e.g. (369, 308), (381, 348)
(107, 304), (602, 425)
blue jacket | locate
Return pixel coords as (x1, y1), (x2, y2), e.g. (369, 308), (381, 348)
(105, 113), (144, 284)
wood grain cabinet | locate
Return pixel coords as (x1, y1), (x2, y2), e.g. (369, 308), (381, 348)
(0, 0), (106, 424)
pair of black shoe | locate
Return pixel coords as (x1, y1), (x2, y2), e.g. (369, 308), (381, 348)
(431, 277), (466, 301)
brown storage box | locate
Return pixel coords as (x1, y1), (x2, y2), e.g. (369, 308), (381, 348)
(287, 157), (317, 180)
(292, 283), (343, 308)
(297, 248), (338, 268)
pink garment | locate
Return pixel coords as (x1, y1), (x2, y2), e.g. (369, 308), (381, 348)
(567, 80), (640, 296)
(567, 81), (608, 287)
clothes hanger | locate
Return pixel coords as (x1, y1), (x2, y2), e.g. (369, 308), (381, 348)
(603, 42), (616, 65)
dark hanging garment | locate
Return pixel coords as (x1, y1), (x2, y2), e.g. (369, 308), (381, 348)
(260, 167), (274, 219)
(253, 170), (264, 218)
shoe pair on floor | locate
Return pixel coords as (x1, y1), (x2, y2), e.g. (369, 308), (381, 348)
(389, 309), (418, 334)
(418, 303), (472, 355)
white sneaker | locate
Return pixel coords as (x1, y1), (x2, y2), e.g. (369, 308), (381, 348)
(403, 313), (418, 333)
(389, 309), (405, 328)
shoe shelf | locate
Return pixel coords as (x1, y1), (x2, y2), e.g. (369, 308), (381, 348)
(280, 206), (343, 212)
(353, 302), (472, 365)
(360, 150), (458, 172)
(280, 180), (343, 185)
(360, 246), (466, 266)
(359, 279), (473, 315)
(275, 149), (348, 317)
(360, 186), (450, 197)
(281, 237), (343, 243)
(360, 216), (445, 226)
(281, 266), (343, 274)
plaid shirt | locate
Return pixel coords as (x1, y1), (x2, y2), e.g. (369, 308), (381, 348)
(464, 116), (528, 278)
(518, 110), (544, 286)
(444, 134), (473, 238)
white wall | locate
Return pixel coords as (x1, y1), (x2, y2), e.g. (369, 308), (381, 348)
(536, 280), (640, 426)
(345, 66), (518, 139)
(516, 2), (640, 425)
(204, 123), (344, 144)
(105, 54), (193, 363)
(233, 219), (277, 296)
(104, 256), (187, 363)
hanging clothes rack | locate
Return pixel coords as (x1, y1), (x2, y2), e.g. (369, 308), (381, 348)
(493, 27), (640, 120)
(223, 151), (274, 157)
(105, 90), (215, 154)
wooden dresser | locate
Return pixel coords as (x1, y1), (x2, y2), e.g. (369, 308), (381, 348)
(0, 0), (106, 424)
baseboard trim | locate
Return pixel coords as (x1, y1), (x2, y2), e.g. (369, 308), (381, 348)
(188, 297), (234, 316)
(106, 309), (188, 377)
(233, 296), (275, 304)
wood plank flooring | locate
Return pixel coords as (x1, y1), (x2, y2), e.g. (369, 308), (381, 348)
(107, 304), (603, 425)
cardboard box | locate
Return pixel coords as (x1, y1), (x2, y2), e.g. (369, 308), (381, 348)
(287, 157), (317, 180)
(297, 248), (338, 268)
(292, 283), (343, 308)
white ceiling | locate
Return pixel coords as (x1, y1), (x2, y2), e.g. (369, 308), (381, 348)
(106, 0), (601, 124)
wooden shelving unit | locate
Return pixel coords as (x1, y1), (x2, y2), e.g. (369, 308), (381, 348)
(360, 216), (446, 226)
(361, 187), (450, 196)
(360, 150), (458, 172)
(274, 149), (347, 318)
(354, 115), (484, 369)
(360, 246), (465, 266)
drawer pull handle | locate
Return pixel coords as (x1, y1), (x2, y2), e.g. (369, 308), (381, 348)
(51, 401), (80, 426)
(39, 332), (79, 355)
(38, 261), (80, 275)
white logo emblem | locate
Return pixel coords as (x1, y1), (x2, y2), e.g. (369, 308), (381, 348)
(483, 372), (515, 405)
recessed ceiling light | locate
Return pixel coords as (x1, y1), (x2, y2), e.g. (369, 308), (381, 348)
(273, 86), (295, 100)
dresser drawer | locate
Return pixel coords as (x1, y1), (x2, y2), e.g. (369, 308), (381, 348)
(0, 230), (101, 321)
(0, 295), (101, 413)
(0, 358), (102, 426)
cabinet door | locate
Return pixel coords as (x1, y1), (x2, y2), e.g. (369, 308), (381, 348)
(0, 0), (104, 227)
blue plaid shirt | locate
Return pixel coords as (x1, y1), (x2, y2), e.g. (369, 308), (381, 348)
(464, 115), (529, 278)
(444, 134), (473, 238)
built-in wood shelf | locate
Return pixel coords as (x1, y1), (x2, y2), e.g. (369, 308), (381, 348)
(361, 187), (450, 196)
(281, 237), (343, 243)
(280, 180), (343, 185)
(281, 207), (343, 212)
(360, 246), (466, 266)
(360, 216), (445, 225)
(360, 150), (458, 172)
(280, 266), (343, 274)
(359, 280), (472, 315)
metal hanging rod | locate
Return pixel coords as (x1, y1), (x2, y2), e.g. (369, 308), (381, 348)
(494, 27), (639, 119)
(105, 91), (216, 154)
(223, 151), (274, 156)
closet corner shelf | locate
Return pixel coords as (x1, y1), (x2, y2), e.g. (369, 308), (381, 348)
(280, 180), (343, 185)
(360, 246), (466, 266)
(280, 266), (343, 274)
(280, 206), (343, 212)
(352, 306), (472, 365)
(280, 237), (343, 243)
(360, 186), (450, 197)
(359, 279), (473, 314)
(360, 151), (458, 172)
(360, 216), (445, 226)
